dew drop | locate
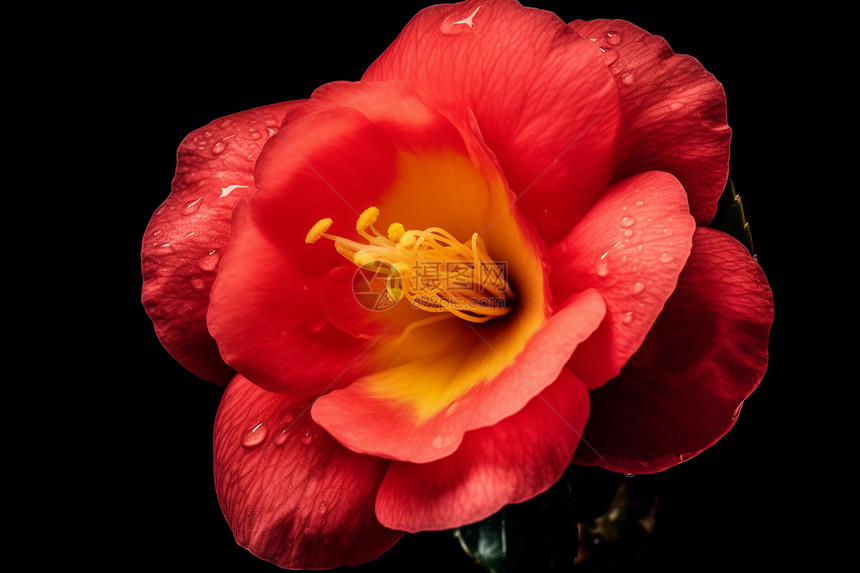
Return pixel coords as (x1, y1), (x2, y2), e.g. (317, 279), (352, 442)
(605, 30), (621, 45)
(658, 252), (674, 264)
(620, 216), (635, 227)
(624, 472), (636, 478)
(623, 229), (633, 237)
(273, 430), (289, 446)
(190, 278), (206, 290)
(301, 431), (315, 445)
(211, 141), (226, 154)
(197, 250), (221, 272)
(602, 47), (618, 65)
(182, 197), (203, 216)
(266, 126), (277, 137)
(621, 73), (635, 85)
(631, 281), (645, 295)
(250, 130), (262, 140)
(635, 200), (644, 207)
(241, 422), (268, 448)
(445, 402), (460, 418)
(621, 311), (633, 324)
(595, 261), (609, 277)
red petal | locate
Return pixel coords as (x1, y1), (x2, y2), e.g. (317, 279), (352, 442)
(141, 101), (296, 384)
(375, 367), (589, 532)
(311, 290), (605, 463)
(207, 202), (373, 394)
(570, 19), (731, 225)
(550, 171), (696, 389)
(364, 0), (622, 242)
(573, 228), (773, 473)
(213, 375), (402, 569)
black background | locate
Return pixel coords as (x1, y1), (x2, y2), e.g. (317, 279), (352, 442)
(32, 1), (843, 571)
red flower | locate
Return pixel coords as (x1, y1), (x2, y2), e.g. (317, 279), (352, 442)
(141, 1), (773, 569)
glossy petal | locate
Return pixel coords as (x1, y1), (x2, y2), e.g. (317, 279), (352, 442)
(213, 375), (403, 569)
(573, 228), (773, 473)
(364, 0), (622, 242)
(207, 201), (373, 394)
(141, 101), (296, 383)
(570, 18), (731, 225)
(375, 367), (589, 532)
(550, 171), (696, 389)
(312, 290), (605, 463)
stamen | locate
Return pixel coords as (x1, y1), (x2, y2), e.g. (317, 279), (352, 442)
(306, 207), (515, 324)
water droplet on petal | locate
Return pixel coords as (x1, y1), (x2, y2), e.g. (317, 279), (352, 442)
(624, 472), (636, 478)
(595, 261), (609, 277)
(241, 422), (268, 448)
(197, 250), (221, 272)
(658, 252), (674, 264)
(605, 30), (621, 45)
(190, 278), (206, 290)
(319, 501), (327, 514)
(635, 200), (644, 207)
(182, 197), (203, 216)
(273, 429), (289, 446)
(620, 216), (635, 227)
(621, 73), (635, 85)
(621, 311), (633, 324)
(602, 47), (618, 64)
(301, 431), (315, 445)
(211, 141), (226, 154)
(250, 130), (262, 140)
(631, 281), (645, 295)
(623, 229), (633, 237)
(445, 402), (460, 418)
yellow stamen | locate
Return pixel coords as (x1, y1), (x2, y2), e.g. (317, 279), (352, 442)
(306, 207), (515, 323)
(305, 218), (333, 243)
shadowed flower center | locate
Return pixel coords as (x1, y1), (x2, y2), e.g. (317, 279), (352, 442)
(306, 206), (515, 323)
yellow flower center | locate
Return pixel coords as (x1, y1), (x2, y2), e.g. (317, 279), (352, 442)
(306, 206), (515, 323)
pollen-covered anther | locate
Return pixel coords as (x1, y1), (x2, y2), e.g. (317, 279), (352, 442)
(305, 207), (515, 323)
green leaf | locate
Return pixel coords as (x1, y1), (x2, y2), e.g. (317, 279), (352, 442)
(454, 509), (509, 573)
(710, 178), (756, 258)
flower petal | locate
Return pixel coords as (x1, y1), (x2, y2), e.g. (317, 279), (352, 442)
(311, 290), (605, 464)
(550, 171), (696, 389)
(573, 228), (774, 473)
(207, 201), (373, 394)
(375, 367), (589, 532)
(364, 0), (622, 242)
(141, 101), (296, 383)
(213, 374), (403, 569)
(570, 18), (731, 224)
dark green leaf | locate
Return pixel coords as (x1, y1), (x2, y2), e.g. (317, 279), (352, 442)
(710, 178), (756, 257)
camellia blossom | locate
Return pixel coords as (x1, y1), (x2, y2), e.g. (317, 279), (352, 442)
(141, 1), (773, 569)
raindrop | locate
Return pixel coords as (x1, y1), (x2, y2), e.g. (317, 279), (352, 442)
(605, 30), (621, 45)
(197, 250), (221, 272)
(602, 48), (618, 65)
(658, 252), (674, 264)
(620, 216), (635, 228)
(621, 311), (633, 324)
(624, 472), (636, 478)
(182, 197), (203, 216)
(211, 141), (226, 154)
(595, 261), (609, 277)
(623, 229), (633, 237)
(273, 430), (289, 446)
(301, 431), (315, 445)
(631, 281), (645, 295)
(250, 130), (262, 140)
(635, 200), (644, 207)
(241, 422), (268, 448)
(266, 127), (277, 137)
(445, 402), (460, 418)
